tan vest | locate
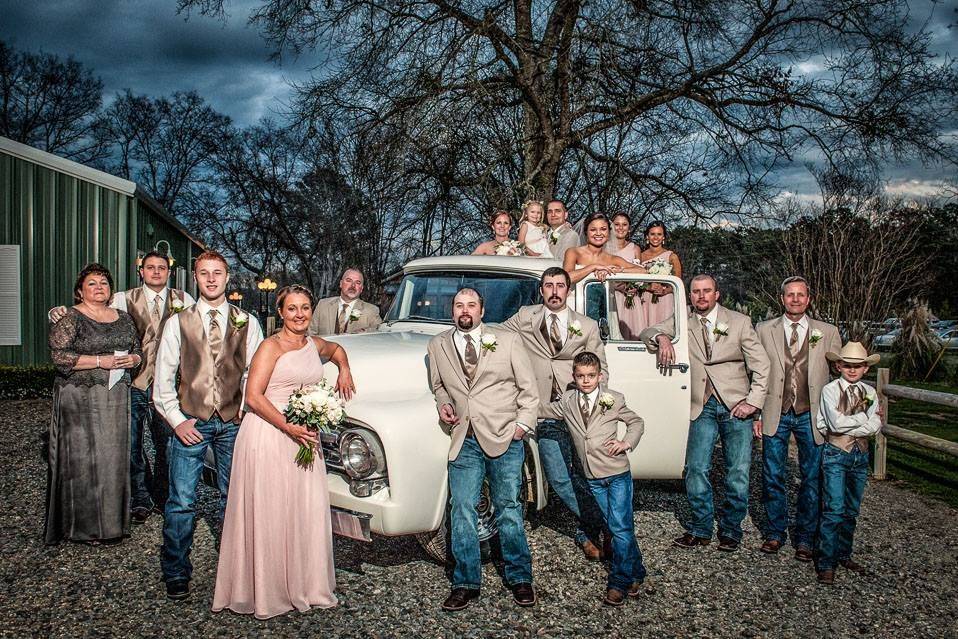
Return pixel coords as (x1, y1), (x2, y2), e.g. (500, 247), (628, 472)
(126, 287), (186, 390)
(781, 331), (810, 415)
(176, 304), (248, 422)
(829, 385), (870, 453)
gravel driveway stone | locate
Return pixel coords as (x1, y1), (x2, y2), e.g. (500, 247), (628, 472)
(2, 399), (955, 638)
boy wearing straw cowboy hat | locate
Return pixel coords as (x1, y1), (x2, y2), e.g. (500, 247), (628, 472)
(815, 342), (883, 585)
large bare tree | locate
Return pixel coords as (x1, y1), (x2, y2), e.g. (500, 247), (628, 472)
(179, 0), (957, 221)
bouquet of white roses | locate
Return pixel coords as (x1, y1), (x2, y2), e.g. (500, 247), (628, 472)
(646, 260), (673, 276)
(494, 240), (526, 256)
(284, 381), (347, 469)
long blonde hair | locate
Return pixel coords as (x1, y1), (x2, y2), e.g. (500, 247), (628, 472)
(519, 200), (547, 229)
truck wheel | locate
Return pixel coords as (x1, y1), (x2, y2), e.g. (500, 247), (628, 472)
(416, 450), (536, 564)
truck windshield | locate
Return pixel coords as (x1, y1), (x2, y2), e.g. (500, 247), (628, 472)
(385, 271), (541, 324)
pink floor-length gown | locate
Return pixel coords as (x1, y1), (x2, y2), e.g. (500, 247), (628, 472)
(642, 249), (676, 328)
(612, 242), (646, 340)
(212, 340), (338, 619)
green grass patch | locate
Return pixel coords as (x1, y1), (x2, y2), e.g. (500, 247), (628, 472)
(884, 379), (958, 509)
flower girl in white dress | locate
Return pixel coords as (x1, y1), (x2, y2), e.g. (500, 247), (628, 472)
(516, 200), (551, 258)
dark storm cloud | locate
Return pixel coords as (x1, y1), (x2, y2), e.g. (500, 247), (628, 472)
(0, 0), (315, 125)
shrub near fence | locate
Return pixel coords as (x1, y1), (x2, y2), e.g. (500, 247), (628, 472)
(0, 366), (56, 400)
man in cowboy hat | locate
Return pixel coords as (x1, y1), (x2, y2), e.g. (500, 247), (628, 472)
(754, 276), (841, 562)
(815, 342), (883, 585)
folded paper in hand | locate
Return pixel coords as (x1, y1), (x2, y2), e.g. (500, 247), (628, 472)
(108, 350), (128, 390)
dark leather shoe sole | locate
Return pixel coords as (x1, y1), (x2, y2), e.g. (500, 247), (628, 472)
(131, 508), (151, 525)
(673, 534), (710, 548)
(603, 591), (626, 606)
(717, 538), (739, 552)
(627, 581), (644, 597)
(166, 581), (190, 601)
(817, 570), (835, 585)
(760, 539), (782, 554)
(512, 584), (537, 607)
(794, 548), (814, 563)
(441, 589), (479, 611)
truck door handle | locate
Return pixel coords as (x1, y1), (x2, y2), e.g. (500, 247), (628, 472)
(659, 363), (689, 374)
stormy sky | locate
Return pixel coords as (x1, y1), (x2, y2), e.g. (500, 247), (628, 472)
(1, 0), (955, 203)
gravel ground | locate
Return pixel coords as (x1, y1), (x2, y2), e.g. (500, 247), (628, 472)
(2, 399), (956, 639)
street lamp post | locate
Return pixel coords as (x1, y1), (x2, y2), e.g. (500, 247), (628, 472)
(228, 291), (243, 309)
(256, 278), (278, 321)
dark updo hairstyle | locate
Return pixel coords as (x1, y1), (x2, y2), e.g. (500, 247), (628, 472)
(583, 212), (611, 231)
(489, 209), (513, 228)
(644, 220), (668, 242)
(73, 263), (114, 304)
(275, 285), (315, 316)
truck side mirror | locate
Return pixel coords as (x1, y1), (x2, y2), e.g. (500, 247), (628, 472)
(598, 317), (610, 341)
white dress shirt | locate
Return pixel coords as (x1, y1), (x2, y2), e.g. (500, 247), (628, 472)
(782, 314), (809, 347)
(579, 387), (599, 412)
(153, 297), (264, 428)
(694, 306), (720, 346)
(544, 307), (571, 345)
(816, 378), (882, 438)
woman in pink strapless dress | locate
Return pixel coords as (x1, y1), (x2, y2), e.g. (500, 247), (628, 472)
(213, 285), (355, 619)
(609, 212), (647, 340)
(639, 220), (683, 328)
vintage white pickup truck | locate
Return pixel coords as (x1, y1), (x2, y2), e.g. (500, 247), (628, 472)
(315, 255), (692, 560)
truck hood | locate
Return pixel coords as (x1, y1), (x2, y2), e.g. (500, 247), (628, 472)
(323, 330), (436, 405)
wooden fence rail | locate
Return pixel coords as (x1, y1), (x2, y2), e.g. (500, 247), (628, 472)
(873, 368), (958, 480)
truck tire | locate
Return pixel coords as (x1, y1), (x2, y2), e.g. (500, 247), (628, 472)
(416, 447), (536, 563)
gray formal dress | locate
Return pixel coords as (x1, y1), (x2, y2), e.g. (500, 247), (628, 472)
(45, 308), (141, 544)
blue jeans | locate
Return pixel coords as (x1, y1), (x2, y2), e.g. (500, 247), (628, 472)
(537, 419), (602, 546)
(130, 386), (170, 511)
(588, 471), (646, 593)
(684, 396), (753, 541)
(818, 443), (868, 571)
(761, 410), (822, 549)
(160, 414), (238, 582)
(448, 436), (532, 590)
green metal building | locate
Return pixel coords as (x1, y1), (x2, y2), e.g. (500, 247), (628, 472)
(0, 136), (205, 365)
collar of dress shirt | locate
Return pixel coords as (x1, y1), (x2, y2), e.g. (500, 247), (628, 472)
(837, 378), (864, 393)
(196, 297), (228, 319)
(339, 297), (358, 311)
(456, 323), (483, 341)
(783, 314), (808, 331)
(143, 285), (168, 306)
(579, 387), (599, 405)
(546, 306), (570, 326)
(695, 305), (718, 327)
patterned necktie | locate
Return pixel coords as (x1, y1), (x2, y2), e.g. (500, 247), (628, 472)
(463, 334), (478, 381)
(580, 393), (591, 424)
(549, 314), (563, 354)
(151, 296), (161, 323)
(208, 309), (222, 360)
(789, 322), (801, 356)
(700, 316), (713, 360)
(337, 303), (349, 334)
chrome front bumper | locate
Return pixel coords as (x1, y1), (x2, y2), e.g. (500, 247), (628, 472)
(330, 507), (373, 542)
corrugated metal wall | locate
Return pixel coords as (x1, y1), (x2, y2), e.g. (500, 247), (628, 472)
(0, 150), (203, 365)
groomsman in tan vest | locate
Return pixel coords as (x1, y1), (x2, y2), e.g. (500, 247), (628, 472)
(48, 250), (195, 524)
(640, 274), (769, 551)
(755, 276), (841, 561)
(546, 200), (580, 263)
(309, 268), (383, 335)
(501, 266), (608, 560)
(153, 251), (263, 601)
(427, 288), (539, 611)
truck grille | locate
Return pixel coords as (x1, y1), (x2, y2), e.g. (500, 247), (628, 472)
(320, 432), (344, 473)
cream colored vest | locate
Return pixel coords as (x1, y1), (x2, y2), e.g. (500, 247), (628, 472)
(126, 287), (186, 390)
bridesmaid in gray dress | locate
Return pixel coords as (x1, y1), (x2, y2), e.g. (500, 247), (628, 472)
(46, 264), (142, 545)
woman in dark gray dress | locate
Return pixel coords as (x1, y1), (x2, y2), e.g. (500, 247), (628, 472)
(46, 264), (142, 545)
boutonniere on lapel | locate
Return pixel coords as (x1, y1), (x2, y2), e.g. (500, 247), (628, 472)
(568, 320), (583, 337)
(861, 394), (874, 410)
(480, 334), (498, 353)
(349, 308), (362, 323)
(712, 322), (729, 339)
(598, 392), (615, 414)
(231, 311), (249, 329)
(809, 328), (823, 347)
(548, 229), (561, 245)
(169, 298), (185, 314)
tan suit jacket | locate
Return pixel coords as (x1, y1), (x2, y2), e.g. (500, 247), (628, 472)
(308, 297), (382, 336)
(756, 316), (841, 443)
(640, 304), (770, 421)
(500, 305), (608, 419)
(427, 325), (539, 460)
(550, 388), (644, 479)
(550, 223), (580, 264)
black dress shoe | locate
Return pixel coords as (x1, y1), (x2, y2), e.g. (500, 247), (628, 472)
(166, 579), (190, 601)
(131, 507), (151, 525)
(717, 536), (739, 552)
(441, 588), (479, 611)
(511, 582), (536, 607)
(672, 533), (711, 548)
(794, 546), (815, 563)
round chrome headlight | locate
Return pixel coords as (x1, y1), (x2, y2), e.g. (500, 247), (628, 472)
(339, 429), (386, 479)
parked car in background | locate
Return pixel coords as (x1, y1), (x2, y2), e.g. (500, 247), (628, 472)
(874, 328), (900, 350)
(938, 327), (958, 350)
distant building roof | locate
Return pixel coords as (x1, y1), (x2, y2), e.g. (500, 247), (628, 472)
(0, 136), (205, 249)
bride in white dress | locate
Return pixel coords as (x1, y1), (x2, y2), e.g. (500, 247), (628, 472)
(516, 200), (552, 258)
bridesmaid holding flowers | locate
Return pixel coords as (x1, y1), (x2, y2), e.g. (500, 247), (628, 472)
(472, 211), (515, 255)
(639, 220), (682, 326)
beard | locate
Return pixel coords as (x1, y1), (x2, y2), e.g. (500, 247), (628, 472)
(456, 315), (475, 330)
